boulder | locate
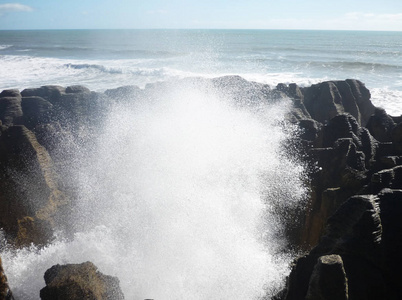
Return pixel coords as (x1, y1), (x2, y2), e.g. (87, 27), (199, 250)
(305, 255), (348, 300)
(40, 262), (124, 300)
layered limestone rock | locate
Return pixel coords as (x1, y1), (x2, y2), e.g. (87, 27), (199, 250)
(278, 79), (402, 299)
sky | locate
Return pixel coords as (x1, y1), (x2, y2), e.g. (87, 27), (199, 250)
(0, 0), (401, 31)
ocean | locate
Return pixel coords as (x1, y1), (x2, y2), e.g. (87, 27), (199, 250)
(0, 29), (401, 114)
(0, 29), (401, 299)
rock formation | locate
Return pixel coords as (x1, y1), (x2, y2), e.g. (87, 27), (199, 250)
(276, 79), (402, 299)
(40, 262), (124, 300)
(0, 77), (401, 299)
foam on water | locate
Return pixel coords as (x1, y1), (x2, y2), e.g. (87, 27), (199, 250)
(1, 82), (306, 299)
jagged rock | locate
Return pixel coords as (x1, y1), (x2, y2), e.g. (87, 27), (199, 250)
(21, 85), (66, 102)
(40, 262), (124, 300)
(0, 125), (67, 246)
(298, 119), (321, 142)
(391, 122), (402, 144)
(21, 96), (53, 129)
(305, 255), (348, 300)
(366, 108), (396, 142)
(369, 165), (402, 194)
(0, 90), (23, 126)
(301, 80), (374, 126)
(284, 195), (385, 300)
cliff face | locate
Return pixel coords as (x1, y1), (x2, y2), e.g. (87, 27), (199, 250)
(279, 80), (402, 299)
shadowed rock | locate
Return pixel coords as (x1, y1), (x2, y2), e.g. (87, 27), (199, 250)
(21, 96), (53, 129)
(40, 262), (124, 300)
(0, 90), (23, 126)
(305, 255), (348, 300)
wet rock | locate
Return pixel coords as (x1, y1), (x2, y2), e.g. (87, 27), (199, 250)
(301, 80), (374, 126)
(0, 90), (23, 126)
(305, 255), (348, 300)
(21, 85), (66, 102)
(0, 125), (67, 246)
(366, 108), (396, 142)
(284, 195), (385, 300)
(65, 85), (91, 94)
(21, 96), (53, 129)
(0, 256), (13, 300)
(40, 262), (124, 300)
(104, 85), (141, 100)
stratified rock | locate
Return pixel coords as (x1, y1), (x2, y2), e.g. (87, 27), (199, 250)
(40, 262), (124, 300)
(366, 108), (396, 142)
(0, 90), (23, 126)
(305, 255), (348, 300)
(65, 85), (91, 94)
(21, 96), (53, 129)
(369, 165), (402, 194)
(0, 125), (67, 246)
(21, 86), (66, 102)
(301, 80), (374, 126)
(284, 195), (385, 300)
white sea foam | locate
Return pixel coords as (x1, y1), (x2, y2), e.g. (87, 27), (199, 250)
(0, 45), (12, 50)
(2, 81), (306, 299)
(371, 87), (402, 116)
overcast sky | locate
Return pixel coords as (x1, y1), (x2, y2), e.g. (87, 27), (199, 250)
(0, 0), (401, 31)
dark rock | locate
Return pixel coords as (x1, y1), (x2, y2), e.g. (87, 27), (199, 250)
(21, 85), (65, 102)
(21, 96), (53, 129)
(366, 108), (396, 142)
(377, 189), (402, 299)
(298, 119), (321, 141)
(40, 262), (124, 300)
(345, 79), (375, 126)
(305, 255), (348, 300)
(284, 195), (384, 300)
(0, 125), (67, 246)
(369, 165), (402, 193)
(0, 89), (20, 98)
(301, 80), (374, 126)
(0, 90), (23, 126)
(65, 85), (91, 94)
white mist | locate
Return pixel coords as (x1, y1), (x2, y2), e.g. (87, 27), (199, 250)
(2, 81), (305, 299)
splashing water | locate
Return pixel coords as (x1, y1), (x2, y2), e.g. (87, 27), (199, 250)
(1, 80), (306, 299)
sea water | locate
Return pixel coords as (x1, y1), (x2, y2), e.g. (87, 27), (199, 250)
(0, 29), (400, 299)
(0, 29), (401, 114)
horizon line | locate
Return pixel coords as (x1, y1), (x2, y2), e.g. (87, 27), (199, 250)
(1, 28), (402, 33)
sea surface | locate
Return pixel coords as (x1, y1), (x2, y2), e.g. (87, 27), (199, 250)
(0, 29), (401, 114)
